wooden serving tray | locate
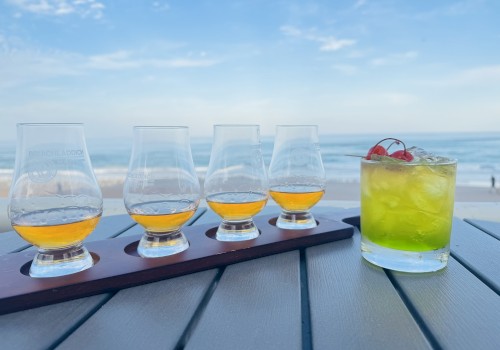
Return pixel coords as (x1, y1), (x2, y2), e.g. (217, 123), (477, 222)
(0, 212), (355, 315)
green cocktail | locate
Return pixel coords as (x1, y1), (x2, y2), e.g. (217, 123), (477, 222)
(360, 143), (457, 272)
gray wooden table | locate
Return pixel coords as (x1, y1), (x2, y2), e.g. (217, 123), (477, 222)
(0, 204), (499, 350)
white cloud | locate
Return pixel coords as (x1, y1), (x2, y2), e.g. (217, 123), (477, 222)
(0, 48), (82, 89)
(86, 51), (141, 70)
(370, 51), (418, 66)
(280, 25), (356, 52)
(85, 51), (220, 70)
(453, 65), (500, 84)
(7, 0), (105, 19)
(338, 92), (418, 107)
(319, 37), (356, 52)
(0, 43), (221, 89)
(424, 65), (500, 87)
(154, 58), (219, 68)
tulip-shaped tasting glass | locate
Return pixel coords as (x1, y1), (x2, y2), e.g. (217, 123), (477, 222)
(268, 125), (326, 229)
(204, 125), (268, 241)
(8, 123), (103, 278)
(123, 126), (200, 258)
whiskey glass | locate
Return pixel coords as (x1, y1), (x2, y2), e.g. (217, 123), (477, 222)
(123, 126), (200, 257)
(204, 125), (268, 241)
(8, 123), (102, 278)
(268, 125), (326, 229)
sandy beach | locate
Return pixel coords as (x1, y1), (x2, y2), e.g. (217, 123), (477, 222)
(97, 177), (500, 203)
(2, 176), (500, 202)
(1, 176), (499, 233)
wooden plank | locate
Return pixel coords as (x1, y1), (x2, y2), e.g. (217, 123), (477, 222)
(391, 258), (500, 349)
(186, 206), (300, 349)
(464, 218), (500, 240)
(56, 270), (219, 350)
(306, 228), (431, 349)
(186, 251), (302, 350)
(184, 206), (346, 349)
(0, 231), (29, 255)
(0, 294), (110, 350)
(55, 208), (224, 348)
(450, 218), (500, 292)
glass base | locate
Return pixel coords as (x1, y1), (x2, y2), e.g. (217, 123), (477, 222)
(276, 211), (317, 230)
(138, 230), (189, 258)
(216, 220), (259, 241)
(361, 236), (450, 273)
(30, 244), (93, 278)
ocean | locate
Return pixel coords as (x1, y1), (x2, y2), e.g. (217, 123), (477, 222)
(1, 132), (499, 187)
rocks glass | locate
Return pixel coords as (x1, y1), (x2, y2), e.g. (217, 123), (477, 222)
(268, 125), (326, 229)
(8, 123), (102, 278)
(204, 125), (268, 241)
(123, 126), (200, 258)
(361, 157), (457, 272)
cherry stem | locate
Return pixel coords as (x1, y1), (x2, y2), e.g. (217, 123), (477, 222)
(386, 140), (400, 151)
(373, 137), (408, 155)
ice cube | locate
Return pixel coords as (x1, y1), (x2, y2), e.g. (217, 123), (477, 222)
(408, 168), (452, 213)
(407, 146), (452, 164)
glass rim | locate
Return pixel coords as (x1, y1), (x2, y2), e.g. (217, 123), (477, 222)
(213, 124), (259, 128)
(133, 126), (188, 129)
(361, 158), (457, 166)
(276, 124), (318, 128)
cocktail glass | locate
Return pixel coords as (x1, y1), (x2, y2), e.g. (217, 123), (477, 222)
(204, 125), (268, 241)
(123, 126), (200, 258)
(360, 157), (457, 272)
(268, 125), (326, 229)
(8, 123), (102, 278)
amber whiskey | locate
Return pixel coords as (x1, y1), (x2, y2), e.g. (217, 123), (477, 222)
(206, 192), (268, 221)
(13, 214), (101, 249)
(270, 185), (324, 212)
(130, 210), (196, 232)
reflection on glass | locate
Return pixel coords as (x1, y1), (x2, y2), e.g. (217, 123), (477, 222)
(9, 123), (102, 278)
(123, 126), (200, 257)
(268, 125), (326, 229)
(204, 125), (268, 241)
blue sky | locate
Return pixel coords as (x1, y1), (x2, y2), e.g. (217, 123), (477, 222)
(0, 0), (499, 140)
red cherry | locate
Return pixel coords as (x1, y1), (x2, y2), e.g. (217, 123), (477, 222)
(366, 137), (413, 162)
(366, 145), (388, 160)
(390, 150), (414, 162)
